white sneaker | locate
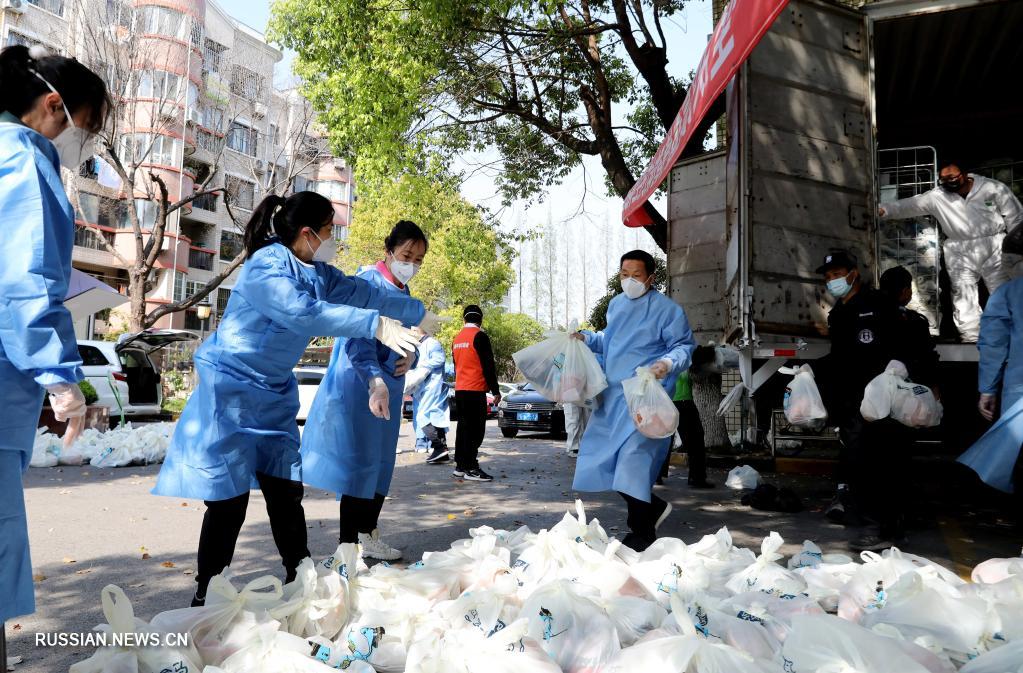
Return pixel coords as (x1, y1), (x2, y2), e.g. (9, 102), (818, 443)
(358, 529), (402, 561)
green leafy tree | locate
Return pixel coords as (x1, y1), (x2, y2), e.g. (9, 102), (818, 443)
(588, 255), (668, 329)
(269, 0), (717, 250)
(343, 174), (516, 312)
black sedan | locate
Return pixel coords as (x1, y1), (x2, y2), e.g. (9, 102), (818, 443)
(497, 382), (566, 439)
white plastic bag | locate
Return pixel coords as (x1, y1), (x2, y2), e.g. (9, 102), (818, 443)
(725, 465), (760, 490)
(519, 580), (621, 673)
(725, 532), (807, 596)
(621, 366), (679, 439)
(782, 614), (937, 673)
(218, 630), (358, 673)
(959, 639), (1023, 673)
(779, 364), (827, 428)
(69, 585), (204, 673)
(150, 573), (284, 666)
(512, 322), (608, 404)
(30, 427), (60, 467)
(861, 360), (942, 427)
(272, 557), (350, 640)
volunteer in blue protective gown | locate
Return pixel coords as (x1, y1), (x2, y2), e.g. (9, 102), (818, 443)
(411, 333), (451, 459)
(0, 46), (109, 624)
(958, 275), (1023, 494)
(301, 220), (433, 561)
(573, 250), (695, 552)
(153, 194), (435, 605)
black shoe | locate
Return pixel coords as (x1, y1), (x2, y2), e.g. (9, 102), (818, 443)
(655, 476), (665, 486)
(621, 532), (656, 552)
(688, 479), (716, 489)
(459, 468), (493, 482)
(826, 491), (848, 524)
(426, 448), (450, 464)
(190, 592), (205, 607)
(850, 533), (903, 552)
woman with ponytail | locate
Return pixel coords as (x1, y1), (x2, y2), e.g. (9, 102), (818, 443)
(301, 220), (431, 560)
(0, 45), (109, 627)
(153, 191), (446, 606)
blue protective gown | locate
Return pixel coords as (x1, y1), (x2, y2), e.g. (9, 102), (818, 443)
(411, 336), (450, 446)
(574, 290), (695, 501)
(958, 277), (1023, 493)
(0, 118), (83, 621)
(300, 265), (412, 499)
(153, 246), (424, 501)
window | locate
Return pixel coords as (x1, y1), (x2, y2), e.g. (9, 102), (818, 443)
(225, 176), (255, 210)
(192, 191), (218, 212)
(120, 133), (182, 168)
(7, 31), (42, 48)
(135, 199), (157, 228)
(106, 0), (133, 28)
(76, 194), (136, 230)
(184, 311), (203, 330)
(196, 129), (222, 154)
(226, 122), (258, 156)
(333, 224), (349, 242)
(201, 106), (224, 132)
(203, 39), (227, 75)
(293, 176), (309, 194)
(138, 6), (188, 41)
(136, 69), (182, 101)
(229, 65), (265, 100)
(267, 123), (279, 150)
(27, 0), (65, 17)
(80, 157), (100, 180)
(174, 277), (205, 302)
(220, 230), (244, 261)
(74, 225), (116, 250)
(312, 180), (344, 202)
(216, 288), (231, 317)
(78, 345), (111, 367)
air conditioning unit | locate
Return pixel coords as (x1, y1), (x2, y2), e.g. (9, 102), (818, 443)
(253, 159), (265, 174)
(253, 102), (268, 118)
(332, 158), (346, 171)
(186, 107), (202, 125)
(3, 0), (26, 15)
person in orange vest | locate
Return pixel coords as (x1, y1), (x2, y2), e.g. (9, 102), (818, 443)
(451, 305), (502, 481)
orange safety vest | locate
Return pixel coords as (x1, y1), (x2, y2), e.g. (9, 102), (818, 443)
(453, 325), (487, 391)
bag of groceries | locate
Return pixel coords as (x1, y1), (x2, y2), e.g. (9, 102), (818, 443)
(621, 366), (679, 439)
(513, 321), (607, 404)
(779, 365), (827, 429)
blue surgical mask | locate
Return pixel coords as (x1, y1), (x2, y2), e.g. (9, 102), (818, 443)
(827, 274), (853, 298)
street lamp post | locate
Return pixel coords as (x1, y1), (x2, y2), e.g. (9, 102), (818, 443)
(196, 302), (212, 340)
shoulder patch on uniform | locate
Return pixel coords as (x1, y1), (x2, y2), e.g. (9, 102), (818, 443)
(858, 329), (875, 344)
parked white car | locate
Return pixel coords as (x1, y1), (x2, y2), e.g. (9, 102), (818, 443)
(294, 366), (327, 423)
(78, 330), (198, 422)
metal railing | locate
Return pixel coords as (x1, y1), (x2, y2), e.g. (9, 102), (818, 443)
(188, 248), (214, 271)
(74, 226), (115, 251)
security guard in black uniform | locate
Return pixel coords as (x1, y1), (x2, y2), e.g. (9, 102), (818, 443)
(817, 251), (914, 551)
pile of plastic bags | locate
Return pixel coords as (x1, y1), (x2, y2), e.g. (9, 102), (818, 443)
(72, 500), (1023, 672)
(30, 422), (175, 468)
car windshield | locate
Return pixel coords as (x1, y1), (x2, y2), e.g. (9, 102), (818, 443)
(520, 383), (536, 392)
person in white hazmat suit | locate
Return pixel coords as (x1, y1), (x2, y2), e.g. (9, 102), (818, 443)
(879, 159), (1023, 341)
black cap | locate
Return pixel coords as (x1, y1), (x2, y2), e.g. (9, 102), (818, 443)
(463, 304), (483, 321)
(815, 250), (858, 274)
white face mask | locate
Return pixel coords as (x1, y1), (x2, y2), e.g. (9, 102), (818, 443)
(622, 277), (649, 300)
(306, 230), (336, 263)
(390, 259), (420, 285)
(32, 70), (95, 170)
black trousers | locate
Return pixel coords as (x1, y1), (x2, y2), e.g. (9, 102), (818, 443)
(454, 390), (488, 470)
(619, 491), (667, 538)
(661, 400), (707, 481)
(196, 472), (309, 598)
(837, 411), (912, 538)
(339, 493), (386, 543)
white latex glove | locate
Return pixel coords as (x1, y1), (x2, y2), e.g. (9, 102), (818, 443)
(394, 354), (413, 377)
(375, 316), (419, 356)
(62, 415), (85, 453)
(649, 358), (672, 380)
(46, 383), (87, 421)
(418, 311), (451, 336)
(368, 378), (390, 420)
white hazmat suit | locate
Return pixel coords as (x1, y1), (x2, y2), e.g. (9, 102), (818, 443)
(881, 174), (1023, 341)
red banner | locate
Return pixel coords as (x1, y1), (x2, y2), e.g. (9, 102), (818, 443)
(622, 0), (789, 228)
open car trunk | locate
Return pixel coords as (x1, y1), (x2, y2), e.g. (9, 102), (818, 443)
(115, 330), (199, 407)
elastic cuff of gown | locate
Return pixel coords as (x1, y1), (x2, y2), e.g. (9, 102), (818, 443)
(35, 368), (83, 388)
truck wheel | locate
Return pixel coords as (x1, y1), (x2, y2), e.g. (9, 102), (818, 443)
(501, 428), (519, 439)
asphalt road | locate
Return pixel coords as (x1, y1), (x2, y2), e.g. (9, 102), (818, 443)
(8, 421), (1021, 672)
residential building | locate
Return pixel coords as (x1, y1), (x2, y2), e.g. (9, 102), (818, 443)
(0, 0), (354, 338)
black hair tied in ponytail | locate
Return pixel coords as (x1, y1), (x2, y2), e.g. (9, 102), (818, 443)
(0, 45), (110, 132)
(243, 191), (335, 257)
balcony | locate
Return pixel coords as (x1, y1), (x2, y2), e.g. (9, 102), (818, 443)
(75, 225), (115, 250)
(188, 247), (215, 271)
(192, 192), (218, 212)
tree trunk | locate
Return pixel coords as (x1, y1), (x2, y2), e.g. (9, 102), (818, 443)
(691, 370), (729, 450)
(128, 269), (148, 333)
